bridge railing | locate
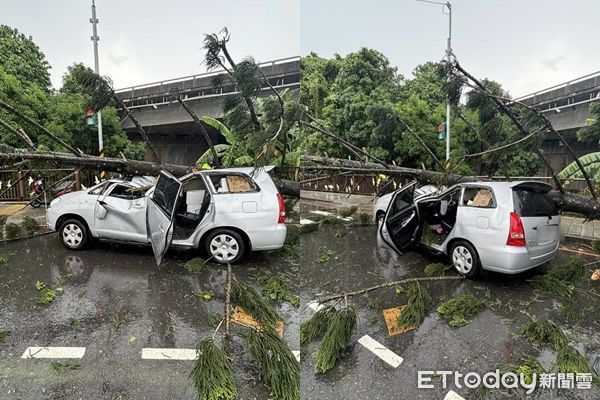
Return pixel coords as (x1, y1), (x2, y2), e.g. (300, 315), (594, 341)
(514, 70), (600, 112)
(114, 56), (300, 94)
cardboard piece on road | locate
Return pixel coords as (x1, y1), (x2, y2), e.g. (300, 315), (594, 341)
(230, 306), (284, 337)
(383, 305), (415, 336)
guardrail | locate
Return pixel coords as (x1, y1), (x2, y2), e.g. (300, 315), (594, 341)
(514, 70), (600, 102)
(114, 56), (300, 93)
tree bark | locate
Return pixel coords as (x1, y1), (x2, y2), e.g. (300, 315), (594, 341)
(177, 98), (220, 168)
(302, 155), (600, 220)
(0, 151), (299, 198)
(115, 98), (162, 164)
(0, 98), (82, 156)
(451, 63), (566, 195)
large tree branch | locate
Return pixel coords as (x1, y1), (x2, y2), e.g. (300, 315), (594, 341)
(394, 115), (445, 170)
(468, 86), (599, 200)
(0, 117), (36, 150)
(451, 62), (566, 195)
(0, 151), (299, 198)
(304, 114), (389, 167)
(176, 98), (220, 168)
(115, 98), (161, 163)
(301, 155), (600, 220)
(0, 98), (82, 156)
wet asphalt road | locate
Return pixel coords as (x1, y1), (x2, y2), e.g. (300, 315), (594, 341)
(299, 224), (600, 400)
(1, 224), (599, 400)
(0, 234), (299, 400)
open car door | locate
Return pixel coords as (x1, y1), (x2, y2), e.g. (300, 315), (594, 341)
(379, 181), (421, 254)
(146, 171), (182, 266)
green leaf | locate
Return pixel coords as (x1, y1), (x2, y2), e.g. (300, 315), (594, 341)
(558, 152), (600, 180)
(201, 116), (235, 143)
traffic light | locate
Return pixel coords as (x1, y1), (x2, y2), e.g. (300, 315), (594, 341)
(437, 122), (446, 140)
(85, 107), (97, 127)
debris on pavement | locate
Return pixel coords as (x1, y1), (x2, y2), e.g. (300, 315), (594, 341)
(382, 306), (414, 336)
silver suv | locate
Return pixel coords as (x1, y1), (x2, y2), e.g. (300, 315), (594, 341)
(379, 181), (560, 277)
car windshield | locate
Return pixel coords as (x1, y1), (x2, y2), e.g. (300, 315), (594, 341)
(512, 188), (557, 217)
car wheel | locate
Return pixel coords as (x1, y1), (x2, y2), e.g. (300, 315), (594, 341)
(205, 229), (246, 264)
(449, 240), (480, 278)
(59, 219), (88, 250)
(31, 198), (42, 208)
(376, 211), (385, 225)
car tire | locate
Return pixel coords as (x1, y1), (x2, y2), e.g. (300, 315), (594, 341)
(204, 229), (246, 264)
(376, 211), (385, 225)
(59, 219), (89, 251)
(449, 240), (480, 278)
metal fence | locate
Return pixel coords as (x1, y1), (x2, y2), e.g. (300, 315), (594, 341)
(0, 169), (96, 201)
(300, 173), (410, 195)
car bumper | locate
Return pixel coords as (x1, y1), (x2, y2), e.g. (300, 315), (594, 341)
(481, 243), (560, 274)
(251, 223), (287, 251)
(46, 209), (57, 231)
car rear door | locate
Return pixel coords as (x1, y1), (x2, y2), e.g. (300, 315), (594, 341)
(380, 181), (421, 254)
(147, 171), (182, 266)
(511, 182), (560, 257)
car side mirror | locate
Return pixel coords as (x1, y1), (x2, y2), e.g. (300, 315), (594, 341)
(440, 200), (448, 216)
(96, 201), (107, 220)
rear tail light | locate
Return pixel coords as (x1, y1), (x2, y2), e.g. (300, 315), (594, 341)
(507, 211), (525, 246)
(277, 193), (286, 224)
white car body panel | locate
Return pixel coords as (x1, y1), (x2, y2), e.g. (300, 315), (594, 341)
(379, 181), (560, 275)
(47, 167), (287, 262)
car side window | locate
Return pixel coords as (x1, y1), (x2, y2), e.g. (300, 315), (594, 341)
(389, 185), (415, 215)
(462, 187), (495, 208)
(107, 184), (143, 200)
(88, 182), (108, 195)
(208, 174), (258, 193)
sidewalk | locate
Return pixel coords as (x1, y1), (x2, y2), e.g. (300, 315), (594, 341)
(299, 190), (600, 243)
(0, 202), (47, 226)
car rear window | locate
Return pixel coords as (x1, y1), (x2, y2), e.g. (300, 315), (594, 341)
(512, 189), (558, 217)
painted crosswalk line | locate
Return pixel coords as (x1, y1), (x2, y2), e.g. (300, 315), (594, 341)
(21, 347), (86, 359)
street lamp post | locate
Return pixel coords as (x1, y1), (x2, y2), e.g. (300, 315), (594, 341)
(90, 0), (104, 175)
(417, 0), (453, 162)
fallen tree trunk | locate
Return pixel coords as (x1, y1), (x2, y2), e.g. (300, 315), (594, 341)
(0, 151), (300, 198)
(302, 155), (600, 220)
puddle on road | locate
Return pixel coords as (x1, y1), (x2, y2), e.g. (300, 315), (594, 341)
(299, 224), (600, 400)
(0, 233), (297, 399)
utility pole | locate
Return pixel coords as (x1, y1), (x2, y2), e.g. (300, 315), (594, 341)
(417, 0), (453, 162)
(445, 1), (452, 162)
(90, 0), (104, 177)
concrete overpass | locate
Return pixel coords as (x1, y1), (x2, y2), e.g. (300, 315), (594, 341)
(114, 57), (300, 165)
(515, 71), (600, 182)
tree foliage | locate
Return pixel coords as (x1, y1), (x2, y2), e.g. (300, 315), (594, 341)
(0, 25), (51, 89)
(302, 49), (542, 176)
(0, 27), (143, 159)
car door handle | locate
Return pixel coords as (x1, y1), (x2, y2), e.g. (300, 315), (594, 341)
(158, 225), (165, 233)
(532, 227), (537, 230)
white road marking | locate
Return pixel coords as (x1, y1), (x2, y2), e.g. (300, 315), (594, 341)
(141, 348), (197, 360)
(357, 335), (403, 368)
(300, 219), (316, 225)
(292, 350), (301, 362)
(307, 301), (324, 312)
(21, 347), (86, 359)
(444, 390), (465, 400)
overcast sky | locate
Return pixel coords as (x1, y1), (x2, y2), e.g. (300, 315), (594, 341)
(3, 1), (599, 97)
(2, 0), (299, 89)
(301, 0), (600, 97)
